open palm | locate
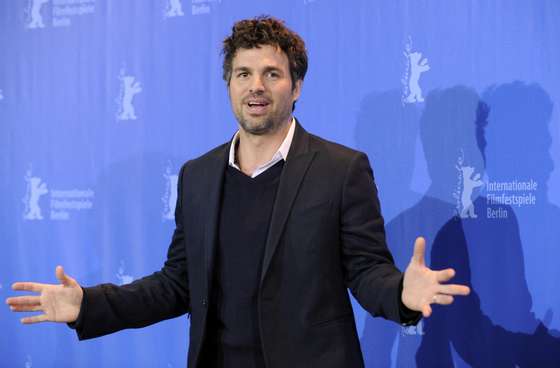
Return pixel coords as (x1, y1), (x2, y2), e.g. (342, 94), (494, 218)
(402, 237), (470, 318)
(6, 266), (83, 324)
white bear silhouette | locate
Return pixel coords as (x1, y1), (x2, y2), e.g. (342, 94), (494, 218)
(457, 165), (483, 218)
(405, 51), (430, 103)
(28, 0), (49, 29)
(165, 0), (184, 17)
(163, 174), (178, 220)
(24, 176), (48, 220)
(117, 75), (142, 120)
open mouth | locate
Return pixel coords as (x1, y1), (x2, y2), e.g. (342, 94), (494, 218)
(246, 100), (270, 114)
(247, 100), (270, 107)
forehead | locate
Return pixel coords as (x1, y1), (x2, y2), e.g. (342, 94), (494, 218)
(231, 44), (290, 70)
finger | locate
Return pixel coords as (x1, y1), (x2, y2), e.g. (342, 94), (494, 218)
(436, 268), (455, 283)
(422, 304), (432, 318)
(20, 314), (49, 324)
(10, 304), (43, 312)
(412, 237), (426, 266)
(11, 282), (43, 293)
(6, 296), (41, 306)
(56, 265), (74, 287)
(438, 284), (471, 296)
(432, 294), (454, 305)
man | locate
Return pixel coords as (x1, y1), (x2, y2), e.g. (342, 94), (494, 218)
(6, 16), (469, 368)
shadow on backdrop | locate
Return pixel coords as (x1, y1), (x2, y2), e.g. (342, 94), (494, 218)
(417, 83), (560, 367)
(482, 82), (560, 332)
(359, 86), (560, 367)
(355, 90), (421, 221)
(362, 86), (488, 367)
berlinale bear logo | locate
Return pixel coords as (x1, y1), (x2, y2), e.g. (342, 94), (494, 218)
(162, 166), (178, 220)
(405, 51), (430, 103)
(116, 68), (142, 121)
(23, 170), (49, 220)
(164, 0), (184, 17)
(402, 37), (430, 104)
(27, 0), (49, 29)
(454, 154), (484, 219)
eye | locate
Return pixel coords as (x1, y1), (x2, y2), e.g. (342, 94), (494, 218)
(237, 72), (249, 79)
(266, 71), (279, 79)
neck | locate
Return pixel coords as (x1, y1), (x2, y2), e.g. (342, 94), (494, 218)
(237, 117), (292, 176)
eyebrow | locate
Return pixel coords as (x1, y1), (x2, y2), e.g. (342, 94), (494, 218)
(262, 66), (283, 74)
(232, 66), (284, 74)
(233, 66), (251, 73)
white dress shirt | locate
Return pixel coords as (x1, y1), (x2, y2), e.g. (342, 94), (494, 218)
(228, 117), (295, 178)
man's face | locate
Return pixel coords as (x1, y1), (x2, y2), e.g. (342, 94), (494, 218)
(228, 44), (302, 136)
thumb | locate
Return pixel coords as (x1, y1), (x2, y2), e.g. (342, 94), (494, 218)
(55, 265), (74, 287)
(411, 237), (426, 266)
(422, 304), (432, 318)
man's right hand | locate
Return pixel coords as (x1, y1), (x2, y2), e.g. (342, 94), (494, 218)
(5, 266), (83, 324)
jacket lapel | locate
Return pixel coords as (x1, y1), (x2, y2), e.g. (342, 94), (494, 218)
(260, 121), (316, 283)
(202, 144), (229, 292)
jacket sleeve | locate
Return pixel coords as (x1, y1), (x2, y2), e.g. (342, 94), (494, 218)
(340, 152), (420, 325)
(70, 163), (191, 340)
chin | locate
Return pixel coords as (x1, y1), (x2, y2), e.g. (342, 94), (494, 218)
(244, 124), (272, 136)
(240, 117), (274, 135)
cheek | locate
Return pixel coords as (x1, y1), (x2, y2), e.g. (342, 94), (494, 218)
(228, 84), (238, 96)
(228, 89), (242, 105)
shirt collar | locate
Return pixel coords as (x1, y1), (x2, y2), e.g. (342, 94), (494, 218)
(228, 117), (296, 175)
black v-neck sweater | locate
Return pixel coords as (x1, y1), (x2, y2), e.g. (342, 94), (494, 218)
(203, 160), (284, 368)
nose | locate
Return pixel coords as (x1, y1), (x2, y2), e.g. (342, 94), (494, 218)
(249, 75), (265, 94)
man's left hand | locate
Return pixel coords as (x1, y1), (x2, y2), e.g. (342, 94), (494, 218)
(401, 236), (470, 318)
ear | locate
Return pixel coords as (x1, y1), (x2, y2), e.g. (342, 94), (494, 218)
(292, 79), (303, 102)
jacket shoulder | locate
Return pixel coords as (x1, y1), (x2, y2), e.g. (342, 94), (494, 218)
(307, 133), (368, 166)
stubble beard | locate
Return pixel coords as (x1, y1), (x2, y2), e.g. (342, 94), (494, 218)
(236, 106), (291, 137)
(238, 115), (276, 136)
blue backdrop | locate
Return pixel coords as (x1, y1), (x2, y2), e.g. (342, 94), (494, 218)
(2, 0), (560, 366)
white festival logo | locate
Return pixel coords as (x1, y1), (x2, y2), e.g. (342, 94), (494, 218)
(22, 169), (49, 220)
(401, 320), (425, 336)
(190, 0), (221, 15)
(455, 155), (483, 219)
(116, 68), (142, 121)
(402, 37), (430, 104)
(116, 260), (134, 285)
(162, 166), (178, 220)
(164, 0), (184, 17)
(0, 89), (4, 100)
(27, 0), (49, 29)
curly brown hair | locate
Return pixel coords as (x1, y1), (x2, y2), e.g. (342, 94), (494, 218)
(222, 16), (308, 89)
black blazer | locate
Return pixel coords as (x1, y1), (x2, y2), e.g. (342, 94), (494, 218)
(73, 121), (418, 367)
